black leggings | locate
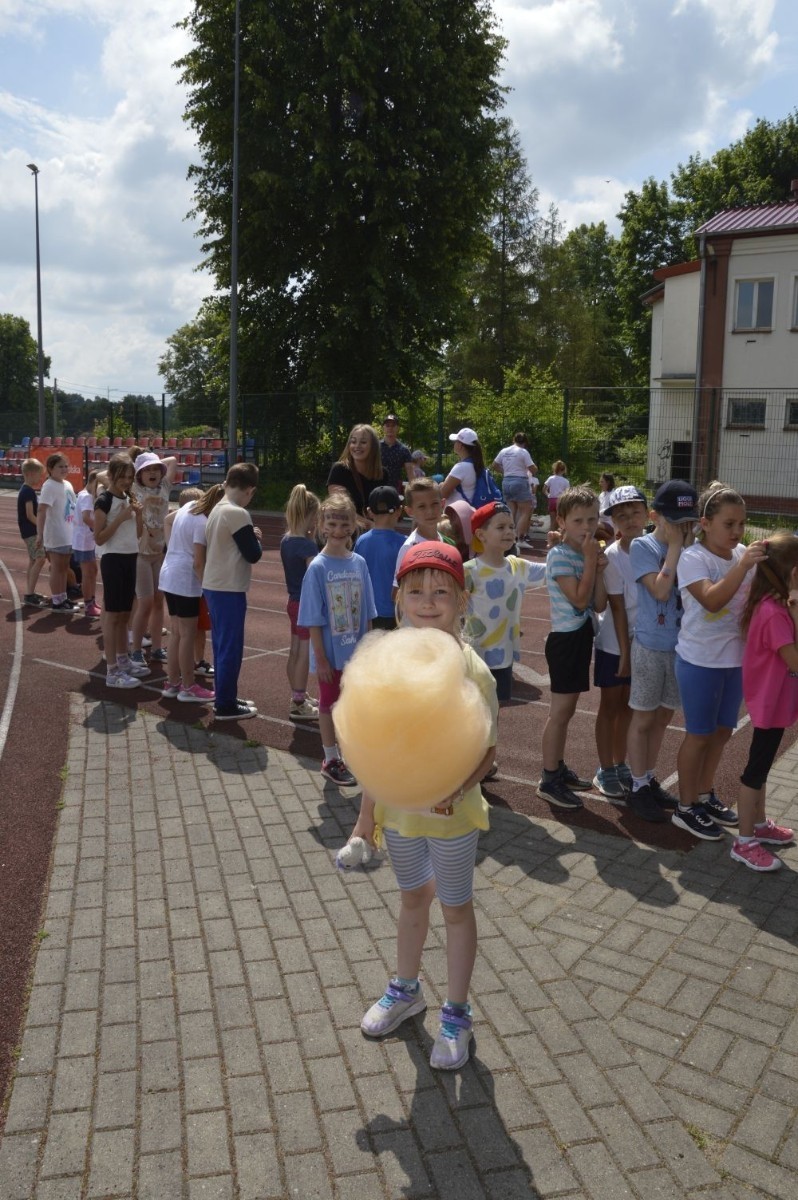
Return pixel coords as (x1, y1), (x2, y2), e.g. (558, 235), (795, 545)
(740, 727), (785, 790)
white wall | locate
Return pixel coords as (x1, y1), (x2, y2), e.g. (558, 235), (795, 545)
(660, 272), (699, 378)
(724, 234), (798, 389)
(646, 382), (695, 484)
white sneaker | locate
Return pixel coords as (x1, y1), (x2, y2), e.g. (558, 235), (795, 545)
(121, 656), (151, 678)
(430, 1004), (474, 1070)
(106, 672), (140, 689)
(361, 982), (426, 1037)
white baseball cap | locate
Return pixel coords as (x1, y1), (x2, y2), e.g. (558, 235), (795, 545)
(448, 427), (479, 446)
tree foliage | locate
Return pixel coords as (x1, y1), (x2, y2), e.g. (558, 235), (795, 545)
(158, 301), (229, 428)
(178, 0), (505, 408)
(0, 313), (49, 419)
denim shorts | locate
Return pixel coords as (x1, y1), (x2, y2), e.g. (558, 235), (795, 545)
(72, 548), (96, 564)
(502, 475), (533, 504)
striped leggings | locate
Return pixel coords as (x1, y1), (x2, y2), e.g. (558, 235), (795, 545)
(382, 829), (480, 907)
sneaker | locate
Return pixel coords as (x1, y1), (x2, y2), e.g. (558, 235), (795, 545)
(289, 698), (320, 721)
(141, 633), (153, 647)
(649, 777), (678, 809)
(628, 784), (667, 823)
(593, 766), (627, 800)
(481, 762), (499, 782)
(672, 805), (723, 841)
(214, 701), (257, 721)
(178, 683), (216, 703)
(560, 763), (591, 791)
(162, 680), (181, 698)
(753, 819), (795, 845)
(106, 671), (140, 689)
(730, 839), (782, 872)
(321, 758), (357, 787)
(702, 791), (738, 827)
(150, 648), (168, 663)
(24, 593), (47, 607)
(51, 599), (79, 613)
(616, 762), (633, 786)
(129, 650), (148, 666)
(122, 655), (151, 678)
(430, 1003), (474, 1070)
(195, 660), (215, 678)
(85, 601), (102, 618)
(361, 981), (427, 1038)
(537, 774), (583, 811)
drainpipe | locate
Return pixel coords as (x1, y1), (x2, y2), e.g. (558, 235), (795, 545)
(691, 234), (707, 488)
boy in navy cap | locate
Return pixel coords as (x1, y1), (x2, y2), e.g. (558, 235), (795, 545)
(356, 485), (406, 629)
(625, 479), (698, 821)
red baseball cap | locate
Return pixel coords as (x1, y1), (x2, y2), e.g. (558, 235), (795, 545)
(471, 501), (511, 533)
(396, 540), (465, 588)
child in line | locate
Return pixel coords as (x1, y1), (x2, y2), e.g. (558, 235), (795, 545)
(165, 488), (215, 681)
(597, 472), (616, 539)
(625, 480), (696, 822)
(17, 457), (48, 607)
(352, 541), (498, 1069)
(202, 462), (262, 721)
(355, 485), (406, 630)
(465, 501), (546, 705)
(592, 486), (648, 799)
(538, 486), (607, 810)
(409, 449), (428, 479)
(298, 493), (376, 786)
(280, 484), (321, 720)
(94, 454), (145, 688)
(443, 500), (473, 563)
(160, 484), (223, 703)
(130, 451), (179, 666)
(73, 470), (102, 618)
(673, 482), (767, 839)
(730, 534), (798, 871)
(393, 478), (445, 586)
(543, 460), (569, 518)
(35, 453), (79, 613)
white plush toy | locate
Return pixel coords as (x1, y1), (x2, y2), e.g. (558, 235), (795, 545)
(335, 836), (384, 871)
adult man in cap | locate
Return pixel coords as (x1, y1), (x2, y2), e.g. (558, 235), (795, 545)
(379, 414), (414, 491)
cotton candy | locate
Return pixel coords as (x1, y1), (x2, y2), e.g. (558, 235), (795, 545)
(334, 627), (492, 810)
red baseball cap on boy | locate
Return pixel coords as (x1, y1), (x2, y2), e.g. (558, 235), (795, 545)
(396, 540), (465, 588)
(471, 501), (511, 534)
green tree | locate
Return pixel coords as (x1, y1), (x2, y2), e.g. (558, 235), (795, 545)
(0, 313), (50, 420)
(158, 302), (229, 428)
(178, 0), (505, 413)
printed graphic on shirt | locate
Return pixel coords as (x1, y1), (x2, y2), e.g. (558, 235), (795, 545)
(329, 578), (363, 639)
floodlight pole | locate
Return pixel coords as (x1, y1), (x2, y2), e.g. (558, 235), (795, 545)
(227, 0), (241, 464)
(27, 163), (46, 437)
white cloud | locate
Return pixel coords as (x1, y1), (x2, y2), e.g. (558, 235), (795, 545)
(497, 1), (623, 74)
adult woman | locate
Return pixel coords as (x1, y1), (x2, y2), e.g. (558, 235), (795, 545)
(439, 428), (485, 506)
(327, 424), (388, 526)
(492, 432), (536, 544)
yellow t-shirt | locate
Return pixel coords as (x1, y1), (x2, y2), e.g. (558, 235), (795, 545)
(374, 644), (499, 840)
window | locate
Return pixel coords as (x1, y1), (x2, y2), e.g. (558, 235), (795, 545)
(734, 279), (774, 330)
(727, 397), (766, 429)
(785, 399), (798, 430)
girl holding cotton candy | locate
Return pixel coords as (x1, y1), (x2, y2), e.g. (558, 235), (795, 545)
(337, 541), (498, 1070)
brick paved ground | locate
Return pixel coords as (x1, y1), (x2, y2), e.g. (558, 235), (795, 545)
(1, 696), (798, 1198)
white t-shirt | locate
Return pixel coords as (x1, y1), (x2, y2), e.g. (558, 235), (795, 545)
(94, 490), (140, 556)
(677, 543), (750, 668)
(446, 460), (477, 503)
(72, 489), (95, 552)
(159, 505), (208, 597)
(595, 540), (638, 656)
(545, 474), (569, 498)
(493, 445), (533, 478)
(39, 478), (76, 549)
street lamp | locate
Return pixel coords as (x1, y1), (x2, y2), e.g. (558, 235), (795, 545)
(27, 163), (46, 437)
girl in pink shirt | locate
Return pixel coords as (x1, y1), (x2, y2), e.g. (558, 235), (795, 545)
(732, 533), (798, 872)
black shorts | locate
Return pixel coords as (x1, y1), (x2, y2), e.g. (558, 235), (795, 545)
(546, 619), (594, 694)
(490, 665), (513, 704)
(594, 647), (631, 689)
(100, 553), (137, 613)
(164, 591), (201, 619)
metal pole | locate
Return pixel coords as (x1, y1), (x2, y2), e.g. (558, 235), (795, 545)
(227, 0), (241, 463)
(27, 163), (46, 437)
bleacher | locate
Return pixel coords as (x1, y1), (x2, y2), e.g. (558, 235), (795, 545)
(0, 436), (229, 490)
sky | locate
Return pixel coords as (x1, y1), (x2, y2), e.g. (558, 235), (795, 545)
(1, 0), (796, 404)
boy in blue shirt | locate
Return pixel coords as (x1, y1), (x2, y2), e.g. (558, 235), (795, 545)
(355, 486), (406, 630)
(538, 485), (608, 810)
(625, 479), (698, 823)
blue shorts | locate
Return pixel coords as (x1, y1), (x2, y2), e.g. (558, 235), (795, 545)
(382, 829), (479, 907)
(72, 548), (96, 564)
(594, 647), (630, 689)
(674, 657), (743, 735)
(502, 476), (533, 504)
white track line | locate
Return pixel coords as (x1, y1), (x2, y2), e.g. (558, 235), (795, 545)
(0, 560), (25, 765)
